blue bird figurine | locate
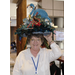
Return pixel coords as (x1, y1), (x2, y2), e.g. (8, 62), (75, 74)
(27, 3), (51, 22)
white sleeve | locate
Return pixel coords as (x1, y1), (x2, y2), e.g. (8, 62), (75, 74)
(47, 42), (62, 62)
(13, 52), (22, 75)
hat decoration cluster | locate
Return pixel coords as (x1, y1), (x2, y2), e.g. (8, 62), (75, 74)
(15, 3), (56, 41)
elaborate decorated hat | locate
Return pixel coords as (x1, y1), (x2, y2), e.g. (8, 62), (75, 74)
(15, 3), (56, 41)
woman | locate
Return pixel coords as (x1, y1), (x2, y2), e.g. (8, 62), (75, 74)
(13, 33), (62, 75)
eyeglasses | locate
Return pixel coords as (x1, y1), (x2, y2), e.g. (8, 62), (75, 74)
(30, 38), (41, 42)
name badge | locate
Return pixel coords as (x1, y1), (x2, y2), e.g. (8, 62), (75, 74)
(31, 55), (40, 75)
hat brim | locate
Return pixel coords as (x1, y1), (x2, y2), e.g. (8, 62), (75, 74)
(22, 31), (51, 37)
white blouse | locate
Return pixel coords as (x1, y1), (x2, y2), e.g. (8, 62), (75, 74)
(13, 42), (62, 75)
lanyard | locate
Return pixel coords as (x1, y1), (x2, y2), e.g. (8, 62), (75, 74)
(31, 55), (40, 74)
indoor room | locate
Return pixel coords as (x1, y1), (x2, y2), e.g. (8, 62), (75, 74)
(10, 0), (64, 75)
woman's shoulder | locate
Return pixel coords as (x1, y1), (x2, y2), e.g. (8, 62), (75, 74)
(41, 47), (51, 50)
(16, 48), (30, 60)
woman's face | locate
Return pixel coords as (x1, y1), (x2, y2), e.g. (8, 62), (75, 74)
(29, 36), (42, 50)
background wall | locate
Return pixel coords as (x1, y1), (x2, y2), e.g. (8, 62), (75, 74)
(11, 27), (17, 42)
(10, 3), (17, 19)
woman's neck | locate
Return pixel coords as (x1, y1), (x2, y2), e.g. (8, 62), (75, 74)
(30, 48), (40, 57)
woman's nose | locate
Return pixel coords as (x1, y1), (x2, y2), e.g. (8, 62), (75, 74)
(34, 40), (38, 43)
